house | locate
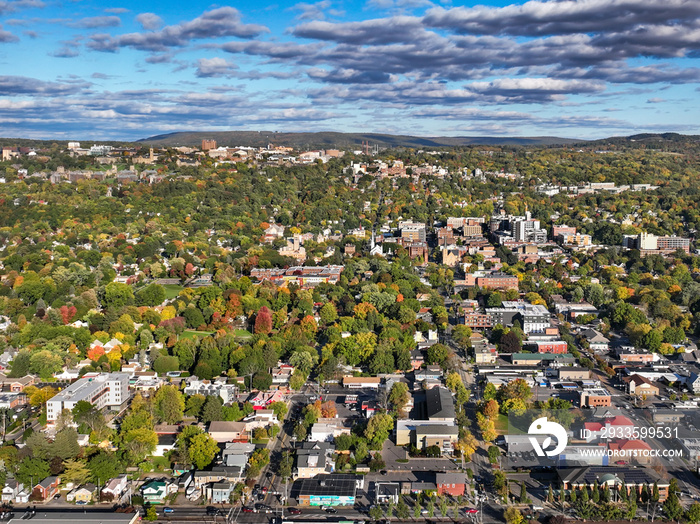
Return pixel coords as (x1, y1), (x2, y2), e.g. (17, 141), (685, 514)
(2, 478), (25, 504)
(582, 329), (609, 352)
(415, 365), (443, 382)
(687, 372), (700, 394)
(374, 482), (400, 504)
(193, 467), (242, 491)
(70, 484), (97, 503)
(310, 420), (351, 442)
(624, 374), (660, 397)
(208, 421), (248, 443)
(528, 340), (568, 354)
(271, 365), (294, 387)
(207, 482), (234, 503)
(140, 480), (175, 504)
(436, 472), (467, 496)
(154, 434), (177, 457)
(32, 476), (60, 501)
(101, 475), (129, 502)
(343, 376), (381, 389)
(0, 392), (26, 409)
(295, 441), (335, 479)
(409, 350), (424, 370)
(0, 373), (35, 392)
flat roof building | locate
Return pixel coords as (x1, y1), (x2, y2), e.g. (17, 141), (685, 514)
(46, 373), (129, 422)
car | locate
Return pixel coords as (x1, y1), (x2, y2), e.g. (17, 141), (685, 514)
(163, 507), (174, 514)
(255, 504), (272, 514)
(531, 506), (544, 511)
(465, 508), (479, 514)
(206, 507), (219, 516)
(257, 494), (265, 501)
(242, 507), (255, 513)
(380, 470), (388, 476)
(325, 508), (338, 514)
(615, 460), (628, 465)
(75, 501), (87, 506)
(287, 508), (302, 515)
(53, 495), (60, 500)
(474, 476), (483, 483)
(261, 486), (268, 494)
(266, 472), (273, 478)
(254, 484), (261, 490)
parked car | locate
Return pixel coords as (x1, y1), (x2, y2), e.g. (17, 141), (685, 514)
(163, 507), (174, 514)
(75, 501), (87, 506)
(465, 508), (479, 514)
(242, 507), (255, 513)
(287, 508), (302, 515)
(615, 460), (628, 465)
(255, 504), (272, 514)
(325, 508), (338, 514)
(206, 507), (219, 516)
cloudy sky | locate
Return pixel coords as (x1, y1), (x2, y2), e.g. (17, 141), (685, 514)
(1, 0), (700, 141)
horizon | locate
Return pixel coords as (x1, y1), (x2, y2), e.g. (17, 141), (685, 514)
(1, 0), (699, 140)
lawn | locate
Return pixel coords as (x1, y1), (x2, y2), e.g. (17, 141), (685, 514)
(494, 414), (510, 435)
(234, 329), (253, 339)
(163, 284), (185, 299)
(181, 330), (215, 339)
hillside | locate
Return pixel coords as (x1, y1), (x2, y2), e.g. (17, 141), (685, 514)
(136, 131), (583, 149)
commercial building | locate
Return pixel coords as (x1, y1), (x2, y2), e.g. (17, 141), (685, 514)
(46, 373), (129, 422)
(557, 467), (668, 501)
(487, 301), (550, 334)
(579, 388), (612, 408)
(293, 474), (363, 506)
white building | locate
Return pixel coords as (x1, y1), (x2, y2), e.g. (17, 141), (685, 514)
(46, 372), (129, 422)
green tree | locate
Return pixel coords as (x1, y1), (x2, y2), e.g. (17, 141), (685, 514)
(269, 401), (288, 420)
(88, 452), (123, 484)
(103, 282), (135, 309)
(135, 284), (166, 307)
(388, 382), (410, 413)
(364, 413), (394, 447)
(17, 457), (50, 485)
(154, 385), (185, 424)
(62, 458), (91, 485)
(145, 507), (158, 521)
(201, 395), (224, 423)
(185, 394), (206, 418)
(53, 427), (80, 459)
(504, 507), (524, 524)
(188, 433), (220, 469)
(664, 479), (684, 521)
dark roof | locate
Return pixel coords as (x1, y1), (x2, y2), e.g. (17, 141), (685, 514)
(425, 387), (455, 420)
(37, 476), (58, 488)
(292, 474), (358, 499)
(436, 472), (466, 485)
(557, 466), (666, 486)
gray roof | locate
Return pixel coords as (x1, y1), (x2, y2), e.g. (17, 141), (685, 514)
(435, 472), (466, 484)
(425, 387), (456, 420)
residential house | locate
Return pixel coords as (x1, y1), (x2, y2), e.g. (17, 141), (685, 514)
(101, 475), (129, 502)
(0, 373), (35, 392)
(295, 442), (335, 479)
(310, 420), (351, 442)
(140, 480), (176, 504)
(436, 472), (467, 496)
(193, 467), (244, 492)
(2, 479), (26, 504)
(208, 421), (248, 443)
(582, 329), (610, 352)
(69, 484), (96, 503)
(687, 372), (700, 394)
(221, 442), (256, 477)
(271, 365), (294, 387)
(207, 482), (234, 503)
(32, 476), (60, 501)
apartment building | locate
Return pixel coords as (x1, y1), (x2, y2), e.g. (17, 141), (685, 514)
(46, 373), (129, 422)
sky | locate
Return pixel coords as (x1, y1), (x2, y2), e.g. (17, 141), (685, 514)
(1, 0), (700, 141)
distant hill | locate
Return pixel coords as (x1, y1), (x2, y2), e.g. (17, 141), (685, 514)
(136, 131), (583, 149)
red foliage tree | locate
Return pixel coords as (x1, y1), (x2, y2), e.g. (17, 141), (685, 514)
(185, 263), (195, 276)
(87, 346), (105, 362)
(60, 305), (77, 325)
(254, 306), (273, 335)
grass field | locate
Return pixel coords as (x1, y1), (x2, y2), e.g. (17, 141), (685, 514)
(181, 330), (215, 339)
(494, 414), (510, 435)
(163, 284), (185, 299)
(233, 329), (253, 339)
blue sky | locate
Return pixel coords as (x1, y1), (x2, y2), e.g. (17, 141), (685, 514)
(1, 0), (700, 141)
